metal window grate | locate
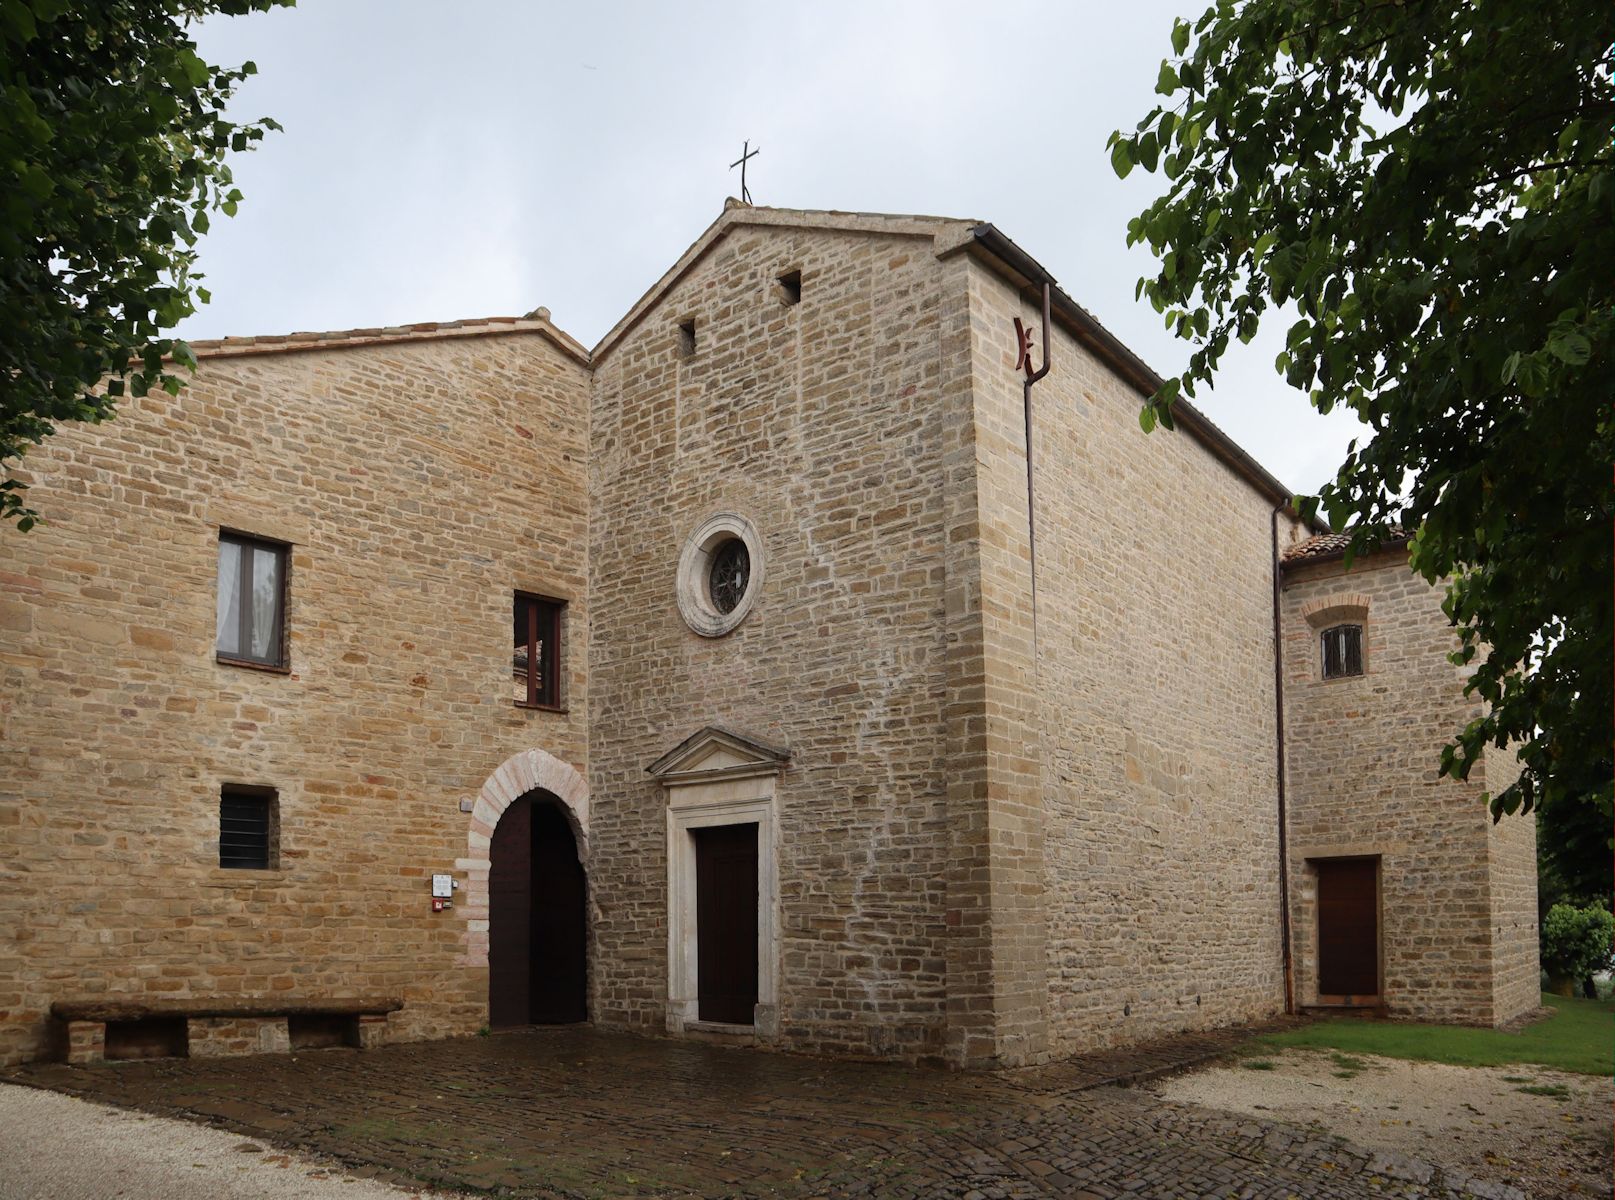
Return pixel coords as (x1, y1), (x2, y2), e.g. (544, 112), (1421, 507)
(1321, 624), (1364, 679)
(219, 790), (273, 869)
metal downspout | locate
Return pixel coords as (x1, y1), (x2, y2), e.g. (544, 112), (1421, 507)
(1016, 284), (1052, 650)
(1271, 503), (1295, 1015)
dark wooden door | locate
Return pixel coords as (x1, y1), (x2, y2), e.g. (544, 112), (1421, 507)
(488, 797), (532, 1027)
(694, 823), (758, 1025)
(1316, 858), (1379, 996)
(530, 803), (587, 1023)
(489, 795), (587, 1027)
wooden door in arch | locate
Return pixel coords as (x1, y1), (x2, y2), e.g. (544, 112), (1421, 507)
(489, 794), (587, 1026)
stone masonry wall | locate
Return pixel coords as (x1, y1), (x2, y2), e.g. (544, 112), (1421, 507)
(940, 259), (1052, 1065)
(189, 1015), (291, 1057)
(0, 326), (590, 1066)
(1281, 549), (1537, 1025)
(588, 217), (962, 1061)
(966, 262), (1293, 1055)
(1485, 744), (1540, 1021)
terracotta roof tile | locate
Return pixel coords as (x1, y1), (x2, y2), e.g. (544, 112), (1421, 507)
(1283, 528), (1410, 564)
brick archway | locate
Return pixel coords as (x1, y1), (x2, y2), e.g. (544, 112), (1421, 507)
(457, 748), (589, 969)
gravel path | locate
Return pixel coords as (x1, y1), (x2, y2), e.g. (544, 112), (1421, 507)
(1150, 1048), (1613, 1199)
(0, 1083), (460, 1200)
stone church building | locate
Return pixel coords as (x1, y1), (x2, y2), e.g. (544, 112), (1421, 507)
(0, 203), (1537, 1068)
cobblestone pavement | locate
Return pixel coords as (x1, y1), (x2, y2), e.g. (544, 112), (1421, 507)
(6, 1027), (1522, 1200)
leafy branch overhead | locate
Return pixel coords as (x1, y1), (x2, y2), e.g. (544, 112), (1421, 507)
(1110, 0), (1612, 867)
(0, 0), (290, 530)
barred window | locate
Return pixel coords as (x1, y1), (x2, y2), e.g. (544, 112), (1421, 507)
(1321, 624), (1364, 679)
(219, 786), (277, 870)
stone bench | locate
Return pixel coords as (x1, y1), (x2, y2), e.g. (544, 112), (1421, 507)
(51, 997), (403, 1064)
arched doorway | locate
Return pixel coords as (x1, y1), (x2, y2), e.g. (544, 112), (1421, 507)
(488, 790), (587, 1026)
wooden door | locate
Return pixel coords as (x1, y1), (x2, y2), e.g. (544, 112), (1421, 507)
(530, 803), (587, 1023)
(1316, 858), (1379, 997)
(694, 823), (759, 1025)
(489, 795), (588, 1027)
(488, 797), (533, 1027)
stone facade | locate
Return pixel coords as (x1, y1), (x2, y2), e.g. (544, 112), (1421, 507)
(1280, 545), (1538, 1024)
(968, 262), (1303, 1056)
(588, 213), (962, 1061)
(0, 319), (591, 1067)
(0, 203), (1536, 1068)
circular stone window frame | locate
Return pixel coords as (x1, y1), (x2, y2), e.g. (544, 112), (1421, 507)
(677, 513), (764, 637)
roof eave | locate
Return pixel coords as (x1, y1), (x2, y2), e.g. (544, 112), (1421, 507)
(175, 314), (592, 369)
(1281, 534), (1413, 571)
(957, 223), (1329, 534)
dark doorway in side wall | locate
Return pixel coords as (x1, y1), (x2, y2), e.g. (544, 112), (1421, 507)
(104, 1017), (188, 1061)
(489, 792), (588, 1027)
(693, 822), (759, 1025)
(1315, 857), (1380, 999)
(288, 1013), (359, 1050)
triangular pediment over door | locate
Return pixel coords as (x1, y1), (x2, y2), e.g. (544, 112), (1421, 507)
(646, 726), (790, 786)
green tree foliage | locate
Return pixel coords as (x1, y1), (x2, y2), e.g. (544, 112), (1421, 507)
(1110, 0), (1613, 878)
(1540, 902), (1613, 983)
(0, 0), (288, 530)
(1536, 792), (1611, 916)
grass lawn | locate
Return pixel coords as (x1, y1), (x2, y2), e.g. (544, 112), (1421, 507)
(1253, 993), (1613, 1076)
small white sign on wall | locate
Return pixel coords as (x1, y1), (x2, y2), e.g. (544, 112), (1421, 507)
(430, 873), (454, 899)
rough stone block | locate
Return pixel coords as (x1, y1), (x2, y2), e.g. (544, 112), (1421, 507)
(65, 1020), (105, 1065)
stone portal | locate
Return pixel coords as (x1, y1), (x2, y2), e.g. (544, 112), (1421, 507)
(648, 726), (789, 1040)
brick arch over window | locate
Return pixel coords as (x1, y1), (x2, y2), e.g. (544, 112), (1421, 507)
(456, 748), (589, 968)
(1300, 592), (1372, 630)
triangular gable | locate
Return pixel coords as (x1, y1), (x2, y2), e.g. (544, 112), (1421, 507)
(591, 201), (978, 363)
(646, 725), (790, 785)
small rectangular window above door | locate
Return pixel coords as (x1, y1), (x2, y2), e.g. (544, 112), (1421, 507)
(217, 532), (288, 668)
(513, 593), (563, 709)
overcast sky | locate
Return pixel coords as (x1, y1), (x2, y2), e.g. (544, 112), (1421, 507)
(187, 1), (1369, 498)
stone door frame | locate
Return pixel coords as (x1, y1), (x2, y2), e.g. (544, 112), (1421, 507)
(1293, 845), (1388, 1009)
(459, 748), (590, 973)
(648, 726), (789, 1041)
(668, 793), (777, 1036)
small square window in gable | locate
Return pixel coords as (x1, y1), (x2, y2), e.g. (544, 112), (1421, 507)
(677, 319), (697, 358)
(775, 269), (802, 306)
